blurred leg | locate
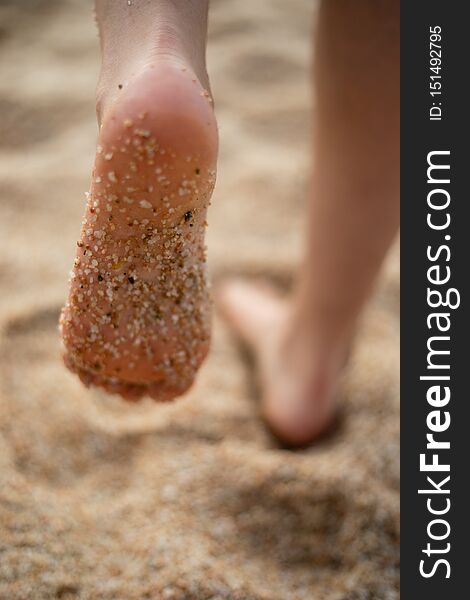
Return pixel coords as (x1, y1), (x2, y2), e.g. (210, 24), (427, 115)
(219, 0), (399, 445)
(297, 0), (399, 346)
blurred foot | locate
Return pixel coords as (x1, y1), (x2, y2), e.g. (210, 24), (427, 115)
(217, 280), (348, 446)
(60, 14), (218, 401)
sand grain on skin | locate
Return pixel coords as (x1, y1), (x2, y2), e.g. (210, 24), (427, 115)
(60, 117), (215, 399)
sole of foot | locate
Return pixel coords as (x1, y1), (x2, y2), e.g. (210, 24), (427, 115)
(60, 60), (218, 401)
(217, 279), (345, 446)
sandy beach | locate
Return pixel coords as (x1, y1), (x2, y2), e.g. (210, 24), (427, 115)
(0, 0), (399, 598)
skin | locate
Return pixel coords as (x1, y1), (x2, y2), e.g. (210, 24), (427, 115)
(218, 0), (400, 445)
(61, 0), (399, 445)
(60, 0), (217, 400)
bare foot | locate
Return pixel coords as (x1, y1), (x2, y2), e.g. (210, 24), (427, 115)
(60, 59), (218, 401)
(217, 280), (348, 446)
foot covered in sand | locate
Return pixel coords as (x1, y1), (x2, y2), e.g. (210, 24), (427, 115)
(218, 280), (348, 446)
(60, 60), (218, 401)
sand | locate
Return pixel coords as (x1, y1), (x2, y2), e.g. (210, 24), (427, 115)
(0, 1), (400, 598)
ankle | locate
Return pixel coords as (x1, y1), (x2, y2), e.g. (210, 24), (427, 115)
(95, 2), (211, 121)
(281, 306), (353, 375)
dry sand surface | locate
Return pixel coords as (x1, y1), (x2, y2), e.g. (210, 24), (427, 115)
(0, 1), (400, 598)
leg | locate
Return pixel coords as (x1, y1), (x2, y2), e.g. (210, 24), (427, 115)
(219, 0), (399, 445)
(60, 0), (218, 401)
